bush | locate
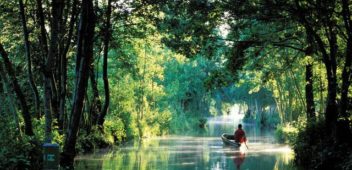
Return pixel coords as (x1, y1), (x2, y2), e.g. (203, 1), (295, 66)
(32, 118), (64, 146)
(275, 123), (299, 144)
(105, 119), (126, 143)
(275, 115), (306, 144)
(0, 115), (42, 169)
(293, 120), (352, 170)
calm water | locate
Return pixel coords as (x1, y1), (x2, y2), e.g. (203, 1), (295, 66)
(75, 115), (297, 170)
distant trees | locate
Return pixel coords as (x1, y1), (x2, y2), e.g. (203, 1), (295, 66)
(157, 0), (352, 168)
(158, 0), (352, 136)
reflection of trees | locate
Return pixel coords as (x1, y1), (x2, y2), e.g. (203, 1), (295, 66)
(74, 137), (296, 170)
(74, 156), (103, 169)
(98, 139), (171, 169)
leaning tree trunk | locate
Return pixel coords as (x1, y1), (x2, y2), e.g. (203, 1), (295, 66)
(19, 0), (41, 118)
(97, 0), (112, 126)
(60, 0), (96, 167)
(0, 43), (34, 136)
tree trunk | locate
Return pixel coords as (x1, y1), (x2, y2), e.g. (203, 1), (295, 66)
(98, 0), (112, 126)
(36, 0), (51, 142)
(19, 0), (41, 118)
(305, 63), (315, 121)
(36, 0), (48, 57)
(305, 34), (316, 122)
(48, 0), (64, 131)
(43, 78), (53, 142)
(60, 0), (96, 167)
(295, 0), (338, 128)
(37, 0), (65, 142)
(337, 0), (352, 144)
(0, 43), (34, 136)
(340, 0), (352, 120)
(59, 0), (78, 131)
(89, 65), (102, 125)
(324, 26), (338, 128)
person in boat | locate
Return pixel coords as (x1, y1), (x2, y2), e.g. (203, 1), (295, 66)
(234, 124), (247, 144)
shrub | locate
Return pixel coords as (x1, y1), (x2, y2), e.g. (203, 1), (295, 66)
(0, 115), (42, 169)
(32, 118), (64, 146)
(104, 119), (126, 143)
(275, 123), (299, 144)
(293, 120), (352, 170)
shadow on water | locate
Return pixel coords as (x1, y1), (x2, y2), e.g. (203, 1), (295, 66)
(74, 116), (298, 170)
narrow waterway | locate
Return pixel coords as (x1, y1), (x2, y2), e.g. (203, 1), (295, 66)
(75, 114), (297, 170)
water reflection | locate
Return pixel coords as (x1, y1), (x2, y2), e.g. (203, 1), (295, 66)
(75, 117), (297, 170)
(75, 137), (296, 170)
(231, 151), (246, 170)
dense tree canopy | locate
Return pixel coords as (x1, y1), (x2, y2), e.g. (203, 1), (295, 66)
(0, 0), (351, 169)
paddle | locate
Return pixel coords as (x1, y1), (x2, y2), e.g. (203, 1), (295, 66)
(244, 142), (249, 149)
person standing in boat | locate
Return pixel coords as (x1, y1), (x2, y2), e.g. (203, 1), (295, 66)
(234, 124), (247, 144)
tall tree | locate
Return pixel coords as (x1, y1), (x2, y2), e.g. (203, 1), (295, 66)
(59, 0), (79, 131)
(36, 0), (53, 142)
(18, 0), (41, 118)
(61, 0), (96, 167)
(36, 0), (65, 142)
(340, 0), (352, 121)
(97, 0), (112, 126)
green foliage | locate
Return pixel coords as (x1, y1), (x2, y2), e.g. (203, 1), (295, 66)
(76, 127), (110, 154)
(104, 119), (126, 142)
(275, 115), (306, 144)
(293, 120), (352, 170)
(275, 123), (299, 144)
(32, 118), (64, 147)
(169, 113), (204, 134)
(0, 115), (41, 169)
(1, 0), (351, 169)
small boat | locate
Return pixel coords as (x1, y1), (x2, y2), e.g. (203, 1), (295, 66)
(221, 133), (241, 147)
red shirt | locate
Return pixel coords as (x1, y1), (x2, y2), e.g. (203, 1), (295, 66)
(234, 129), (246, 143)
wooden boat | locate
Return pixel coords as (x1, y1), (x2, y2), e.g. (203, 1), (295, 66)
(221, 133), (241, 147)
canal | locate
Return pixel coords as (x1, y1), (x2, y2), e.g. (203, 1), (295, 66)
(75, 115), (297, 170)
